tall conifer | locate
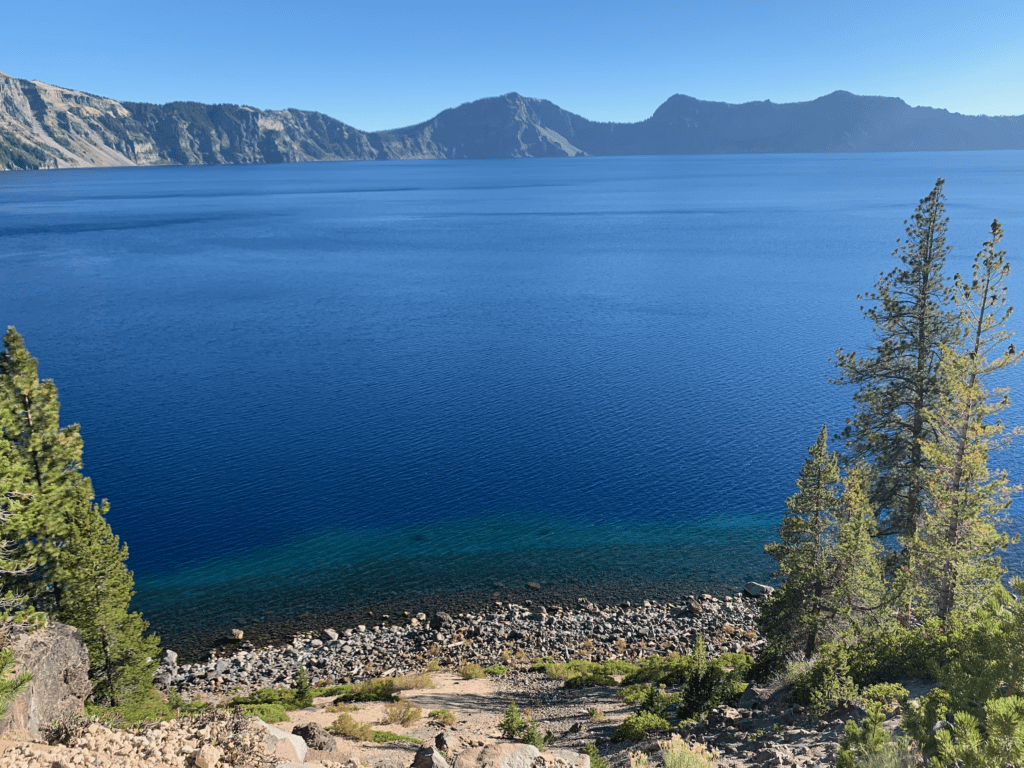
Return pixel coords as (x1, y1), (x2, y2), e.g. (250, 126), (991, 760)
(906, 220), (1021, 622)
(0, 327), (158, 705)
(833, 179), (957, 542)
(762, 427), (883, 659)
(55, 497), (159, 706)
(0, 327), (85, 607)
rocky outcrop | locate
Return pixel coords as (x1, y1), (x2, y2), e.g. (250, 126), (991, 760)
(4, 70), (1023, 171)
(0, 620), (90, 740)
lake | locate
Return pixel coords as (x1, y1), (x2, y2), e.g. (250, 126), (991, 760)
(2, 151), (1023, 652)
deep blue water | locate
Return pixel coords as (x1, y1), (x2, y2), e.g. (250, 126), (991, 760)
(2, 152), (1023, 646)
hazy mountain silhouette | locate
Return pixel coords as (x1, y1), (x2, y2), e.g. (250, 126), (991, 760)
(2, 71), (1021, 170)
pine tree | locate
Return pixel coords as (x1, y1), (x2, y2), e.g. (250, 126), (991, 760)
(0, 326), (85, 608)
(761, 427), (883, 659)
(55, 496), (160, 707)
(0, 419), (36, 721)
(833, 466), (885, 628)
(0, 647), (31, 720)
(0, 327), (158, 706)
(833, 179), (957, 543)
(905, 220), (1021, 622)
(0, 436), (33, 613)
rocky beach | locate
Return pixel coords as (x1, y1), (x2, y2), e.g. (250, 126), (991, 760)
(159, 591), (766, 698)
(0, 586), (924, 768)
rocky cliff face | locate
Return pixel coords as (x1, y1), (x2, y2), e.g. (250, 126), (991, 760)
(2, 71), (1022, 171)
(0, 71), (383, 170)
(0, 621), (91, 740)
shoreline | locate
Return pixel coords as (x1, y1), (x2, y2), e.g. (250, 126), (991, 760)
(157, 576), (754, 663)
(158, 585), (769, 700)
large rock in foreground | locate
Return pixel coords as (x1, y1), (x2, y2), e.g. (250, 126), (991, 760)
(0, 620), (91, 740)
(452, 743), (589, 768)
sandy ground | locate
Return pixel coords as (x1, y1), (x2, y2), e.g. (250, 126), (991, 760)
(283, 671), (634, 767)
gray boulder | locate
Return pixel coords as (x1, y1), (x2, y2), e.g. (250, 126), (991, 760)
(251, 718), (308, 763)
(294, 721), (337, 751)
(545, 749), (592, 768)
(743, 582), (775, 597)
(154, 670), (174, 688)
(413, 746), (451, 768)
(452, 743), (541, 768)
(0, 620), (91, 740)
(430, 612), (454, 631)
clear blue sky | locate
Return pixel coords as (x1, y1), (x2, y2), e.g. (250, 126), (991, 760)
(5, 0), (1022, 131)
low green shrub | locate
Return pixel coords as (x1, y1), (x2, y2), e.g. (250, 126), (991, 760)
(484, 665), (508, 676)
(659, 737), (720, 768)
(321, 673), (434, 703)
(395, 673), (435, 690)
(500, 701), (526, 739)
(532, 659), (639, 682)
(536, 662), (579, 681)
(84, 688), (206, 725)
(372, 730), (423, 744)
(459, 664), (486, 680)
(312, 684), (353, 698)
(293, 666), (313, 708)
(587, 707), (605, 722)
(902, 688), (954, 756)
(786, 648), (858, 715)
(618, 640), (750, 720)
(520, 722), (545, 750)
(617, 684), (650, 704)
(564, 672), (616, 688)
(238, 702), (289, 723)
(228, 672), (322, 711)
(429, 708), (457, 726)
(328, 713), (373, 741)
(165, 690), (208, 717)
(580, 743), (607, 768)
(328, 711), (425, 743)
(498, 701), (547, 750)
(859, 683), (909, 708)
(383, 697), (421, 727)
(602, 660), (640, 676)
(716, 652), (754, 680)
(613, 710), (671, 742)
(931, 695), (1024, 768)
(640, 685), (682, 719)
(333, 678), (397, 702)
(838, 702), (922, 768)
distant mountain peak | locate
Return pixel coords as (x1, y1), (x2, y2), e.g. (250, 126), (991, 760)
(1, 71), (1022, 171)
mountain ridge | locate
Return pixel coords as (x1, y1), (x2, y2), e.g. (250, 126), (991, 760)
(2, 71), (1022, 170)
